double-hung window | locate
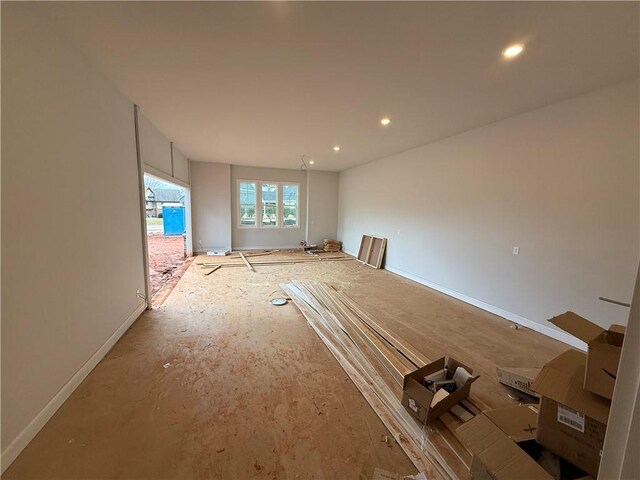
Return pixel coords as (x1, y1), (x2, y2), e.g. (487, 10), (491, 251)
(238, 180), (299, 229)
(282, 184), (298, 227)
(239, 181), (257, 226)
(261, 183), (278, 227)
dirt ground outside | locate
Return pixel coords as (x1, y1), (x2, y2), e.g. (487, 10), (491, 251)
(147, 233), (186, 302)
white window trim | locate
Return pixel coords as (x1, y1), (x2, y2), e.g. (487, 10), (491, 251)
(237, 179), (300, 230)
(237, 180), (258, 228)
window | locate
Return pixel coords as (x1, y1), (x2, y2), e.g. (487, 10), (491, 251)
(282, 184), (298, 227)
(261, 183), (278, 227)
(239, 181), (256, 226)
(238, 180), (300, 229)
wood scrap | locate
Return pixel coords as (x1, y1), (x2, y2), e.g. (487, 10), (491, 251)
(323, 239), (342, 253)
(238, 252), (254, 271)
(204, 265), (222, 276)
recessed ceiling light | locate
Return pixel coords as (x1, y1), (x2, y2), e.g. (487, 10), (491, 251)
(309, 160), (315, 165)
(333, 145), (340, 152)
(380, 117), (391, 126)
(502, 43), (525, 59)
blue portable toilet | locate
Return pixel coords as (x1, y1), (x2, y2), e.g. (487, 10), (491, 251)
(162, 203), (185, 236)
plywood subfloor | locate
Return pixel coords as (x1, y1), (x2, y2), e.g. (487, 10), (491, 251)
(3, 252), (567, 480)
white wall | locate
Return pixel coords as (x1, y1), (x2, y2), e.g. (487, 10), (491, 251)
(338, 80), (639, 343)
(191, 161), (232, 252)
(307, 170), (339, 246)
(1, 3), (146, 468)
(172, 146), (190, 185)
(138, 110), (190, 188)
(231, 165), (307, 250)
(138, 111), (173, 178)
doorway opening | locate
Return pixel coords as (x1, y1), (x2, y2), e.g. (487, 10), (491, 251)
(144, 173), (190, 306)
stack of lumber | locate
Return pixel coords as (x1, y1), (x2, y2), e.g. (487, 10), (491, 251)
(281, 281), (485, 480)
(198, 253), (355, 274)
(323, 239), (341, 253)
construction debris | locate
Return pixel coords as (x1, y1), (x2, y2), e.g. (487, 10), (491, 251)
(323, 239), (342, 253)
(281, 281), (484, 480)
(238, 252), (254, 271)
(357, 235), (387, 269)
(204, 265), (222, 276)
(197, 255), (356, 269)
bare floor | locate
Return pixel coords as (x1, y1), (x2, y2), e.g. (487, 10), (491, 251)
(4, 252), (567, 480)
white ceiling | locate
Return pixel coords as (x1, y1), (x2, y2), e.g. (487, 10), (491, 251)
(38, 1), (639, 171)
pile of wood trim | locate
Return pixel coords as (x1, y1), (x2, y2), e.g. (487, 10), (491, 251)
(323, 239), (342, 253)
(197, 253), (356, 274)
(281, 281), (485, 480)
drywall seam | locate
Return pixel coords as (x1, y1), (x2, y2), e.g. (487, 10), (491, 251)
(343, 249), (587, 351)
(0, 302), (146, 473)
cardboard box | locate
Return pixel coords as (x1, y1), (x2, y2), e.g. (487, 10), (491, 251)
(457, 405), (593, 480)
(549, 311), (625, 399)
(531, 350), (611, 477)
(496, 366), (541, 398)
(457, 404), (553, 480)
(401, 357), (478, 424)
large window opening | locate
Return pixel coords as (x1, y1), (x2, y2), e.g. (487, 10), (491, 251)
(238, 180), (299, 229)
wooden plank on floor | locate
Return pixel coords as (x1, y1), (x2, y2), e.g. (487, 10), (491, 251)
(204, 265), (222, 276)
(238, 252), (254, 271)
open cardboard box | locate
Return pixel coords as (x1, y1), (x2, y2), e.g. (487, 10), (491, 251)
(457, 404), (591, 480)
(549, 311), (625, 400)
(401, 357), (478, 424)
(457, 404), (552, 480)
(531, 349), (611, 477)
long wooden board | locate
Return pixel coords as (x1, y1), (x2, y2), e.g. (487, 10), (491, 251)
(238, 252), (254, 271)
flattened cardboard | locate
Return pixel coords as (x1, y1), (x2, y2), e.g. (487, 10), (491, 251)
(531, 350), (611, 477)
(457, 406), (553, 480)
(548, 312), (626, 400)
(401, 357), (478, 424)
(483, 404), (539, 443)
(496, 366), (541, 399)
(548, 312), (604, 344)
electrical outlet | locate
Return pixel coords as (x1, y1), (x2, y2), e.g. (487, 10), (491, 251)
(513, 246), (519, 255)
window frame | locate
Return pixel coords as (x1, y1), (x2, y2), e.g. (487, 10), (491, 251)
(281, 183), (300, 229)
(260, 182), (280, 229)
(238, 180), (258, 228)
(237, 179), (300, 230)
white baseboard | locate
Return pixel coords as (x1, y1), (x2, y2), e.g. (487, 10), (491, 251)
(1, 301), (147, 473)
(230, 245), (301, 251)
(343, 247), (586, 351)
